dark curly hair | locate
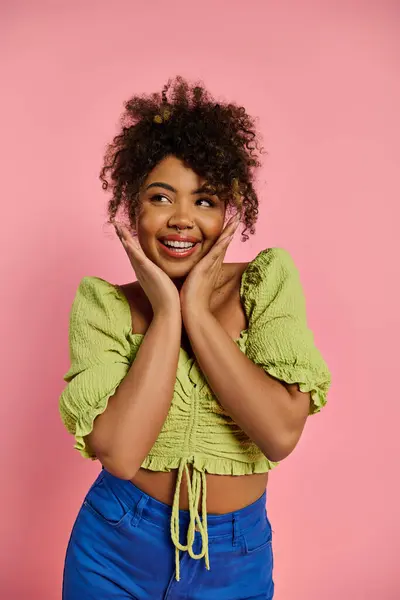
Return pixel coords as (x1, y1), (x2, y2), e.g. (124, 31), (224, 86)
(100, 76), (264, 241)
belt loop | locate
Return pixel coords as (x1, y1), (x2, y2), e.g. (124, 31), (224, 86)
(232, 512), (240, 546)
(131, 494), (148, 528)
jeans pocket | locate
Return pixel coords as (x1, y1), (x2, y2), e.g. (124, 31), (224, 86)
(242, 511), (273, 555)
(83, 472), (135, 529)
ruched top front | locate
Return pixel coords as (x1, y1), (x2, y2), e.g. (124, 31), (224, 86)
(59, 247), (331, 580)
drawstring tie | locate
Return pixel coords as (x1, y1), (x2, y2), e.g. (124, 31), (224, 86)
(170, 458), (210, 581)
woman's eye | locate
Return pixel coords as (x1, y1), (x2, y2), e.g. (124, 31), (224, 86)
(150, 194), (214, 207)
(151, 194), (170, 203)
(197, 198), (214, 207)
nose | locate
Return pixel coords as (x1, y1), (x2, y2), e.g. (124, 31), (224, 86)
(167, 204), (194, 230)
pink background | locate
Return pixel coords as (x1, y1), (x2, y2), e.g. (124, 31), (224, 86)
(1, 1), (399, 598)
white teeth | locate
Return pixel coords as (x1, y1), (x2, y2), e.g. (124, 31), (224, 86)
(162, 240), (196, 249)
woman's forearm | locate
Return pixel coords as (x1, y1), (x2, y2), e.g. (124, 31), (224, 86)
(86, 310), (182, 479)
(183, 309), (310, 462)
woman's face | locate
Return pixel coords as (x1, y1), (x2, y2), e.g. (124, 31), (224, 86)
(134, 155), (226, 280)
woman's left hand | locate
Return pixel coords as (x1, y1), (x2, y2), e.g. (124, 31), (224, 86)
(180, 213), (241, 319)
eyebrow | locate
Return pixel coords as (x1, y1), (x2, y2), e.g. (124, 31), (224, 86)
(145, 182), (216, 195)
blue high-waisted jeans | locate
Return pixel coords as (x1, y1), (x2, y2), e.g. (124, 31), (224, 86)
(62, 468), (274, 599)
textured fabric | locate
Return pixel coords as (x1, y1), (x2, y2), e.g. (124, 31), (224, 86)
(59, 247), (331, 579)
(240, 248), (331, 414)
(62, 468), (275, 599)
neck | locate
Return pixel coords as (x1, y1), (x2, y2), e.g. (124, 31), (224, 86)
(171, 276), (186, 291)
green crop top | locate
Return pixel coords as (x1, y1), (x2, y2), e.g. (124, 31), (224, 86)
(59, 247), (331, 580)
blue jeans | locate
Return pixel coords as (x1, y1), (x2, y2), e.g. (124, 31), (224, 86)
(62, 469), (274, 599)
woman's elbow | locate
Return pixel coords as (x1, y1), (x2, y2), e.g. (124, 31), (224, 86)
(99, 453), (139, 481)
(262, 431), (303, 462)
(85, 434), (139, 480)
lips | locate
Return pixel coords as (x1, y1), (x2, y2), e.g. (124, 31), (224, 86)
(159, 234), (200, 243)
(157, 238), (200, 259)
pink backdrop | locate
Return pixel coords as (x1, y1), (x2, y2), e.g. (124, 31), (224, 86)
(1, 1), (399, 598)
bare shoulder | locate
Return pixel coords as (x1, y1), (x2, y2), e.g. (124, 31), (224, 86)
(118, 280), (152, 334)
(217, 261), (250, 304)
(119, 280), (142, 303)
(222, 260), (250, 285)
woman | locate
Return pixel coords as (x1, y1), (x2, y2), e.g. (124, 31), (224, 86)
(60, 76), (331, 599)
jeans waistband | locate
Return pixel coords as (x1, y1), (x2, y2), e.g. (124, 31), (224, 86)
(99, 468), (267, 539)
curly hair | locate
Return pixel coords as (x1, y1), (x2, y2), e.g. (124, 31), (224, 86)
(100, 76), (264, 241)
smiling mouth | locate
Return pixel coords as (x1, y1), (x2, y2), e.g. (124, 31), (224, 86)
(158, 239), (200, 258)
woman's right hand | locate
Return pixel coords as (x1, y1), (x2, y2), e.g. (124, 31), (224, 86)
(113, 222), (181, 316)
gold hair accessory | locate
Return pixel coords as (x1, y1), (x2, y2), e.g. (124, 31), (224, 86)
(153, 108), (172, 124)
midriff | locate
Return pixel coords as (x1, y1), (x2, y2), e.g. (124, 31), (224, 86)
(131, 467), (269, 514)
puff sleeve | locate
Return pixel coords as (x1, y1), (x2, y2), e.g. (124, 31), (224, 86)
(242, 248), (331, 415)
(59, 276), (132, 458)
